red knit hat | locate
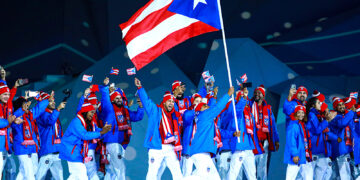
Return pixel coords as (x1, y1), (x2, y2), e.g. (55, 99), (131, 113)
(343, 97), (356, 110)
(191, 93), (202, 104)
(172, 80), (182, 92)
(110, 91), (121, 102)
(39, 91), (50, 100)
(78, 103), (95, 114)
(162, 91), (175, 103)
(312, 90), (325, 102)
(194, 102), (206, 112)
(297, 86), (308, 95)
(332, 97), (344, 109)
(87, 92), (98, 105)
(0, 83), (9, 95)
(254, 85), (266, 97)
(294, 105), (306, 114)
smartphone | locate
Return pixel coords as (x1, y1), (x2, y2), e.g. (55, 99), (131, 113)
(28, 91), (39, 98)
(291, 84), (296, 89)
(18, 78), (29, 86)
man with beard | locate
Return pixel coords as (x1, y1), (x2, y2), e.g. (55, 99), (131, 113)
(283, 86), (308, 129)
(135, 78), (183, 180)
(98, 77), (144, 180)
(329, 97), (355, 180)
(35, 92), (66, 180)
(247, 85), (279, 180)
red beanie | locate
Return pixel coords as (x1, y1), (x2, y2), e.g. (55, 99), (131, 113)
(172, 80), (181, 92)
(332, 97), (344, 109)
(78, 103), (95, 114)
(297, 86), (308, 95)
(191, 93), (202, 104)
(312, 90), (325, 102)
(254, 85), (266, 97)
(87, 92), (98, 105)
(39, 91), (50, 100)
(0, 83), (9, 95)
(110, 91), (121, 102)
(294, 105), (306, 114)
(194, 102), (206, 112)
(162, 91), (175, 103)
(343, 97), (356, 110)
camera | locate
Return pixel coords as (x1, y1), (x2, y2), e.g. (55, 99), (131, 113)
(62, 89), (72, 102)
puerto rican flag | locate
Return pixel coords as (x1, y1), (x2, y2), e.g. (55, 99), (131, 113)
(126, 68), (136, 75)
(240, 73), (247, 83)
(120, 0), (221, 70)
(350, 92), (358, 99)
(110, 68), (120, 75)
(82, 74), (93, 83)
(202, 71), (211, 79)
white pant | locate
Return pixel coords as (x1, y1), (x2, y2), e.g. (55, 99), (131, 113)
(181, 155), (194, 177)
(336, 154), (351, 180)
(286, 162), (313, 180)
(85, 150), (99, 180)
(190, 153), (220, 180)
(16, 153), (38, 180)
(105, 143), (126, 180)
(217, 151), (231, 180)
(255, 140), (269, 180)
(36, 153), (63, 180)
(146, 144), (182, 180)
(4, 153), (16, 180)
(352, 162), (360, 180)
(311, 155), (332, 180)
(156, 159), (166, 180)
(67, 161), (88, 180)
(227, 150), (256, 180)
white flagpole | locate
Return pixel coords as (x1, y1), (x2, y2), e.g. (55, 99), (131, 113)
(216, 0), (240, 142)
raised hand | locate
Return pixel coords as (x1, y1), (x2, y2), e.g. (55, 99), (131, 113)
(134, 78), (141, 87)
(103, 77), (110, 86)
(100, 123), (112, 135)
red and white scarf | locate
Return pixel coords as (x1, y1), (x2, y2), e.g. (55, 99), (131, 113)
(77, 114), (92, 163)
(251, 102), (270, 133)
(21, 111), (39, 152)
(300, 121), (312, 162)
(159, 107), (182, 151)
(113, 104), (132, 133)
(0, 103), (11, 151)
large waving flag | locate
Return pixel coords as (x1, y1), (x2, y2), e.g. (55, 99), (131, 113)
(120, 0), (221, 70)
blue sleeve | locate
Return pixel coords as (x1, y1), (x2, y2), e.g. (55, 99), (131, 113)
(76, 96), (85, 113)
(183, 110), (195, 127)
(208, 97), (217, 107)
(137, 88), (157, 116)
(236, 98), (247, 112)
(327, 131), (338, 141)
(287, 125), (299, 157)
(271, 111), (279, 142)
(198, 86), (207, 98)
(99, 85), (112, 115)
(41, 110), (60, 126)
(31, 100), (49, 119)
(201, 94), (230, 121)
(307, 113), (328, 135)
(72, 118), (101, 140)
(283, 100), (296, 116)
(128, 107), (144, 122)
(0, 119), (9, 128)
(333, 111), (355, 129)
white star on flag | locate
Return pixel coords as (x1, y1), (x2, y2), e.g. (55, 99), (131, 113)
(193, 0), (207, 10)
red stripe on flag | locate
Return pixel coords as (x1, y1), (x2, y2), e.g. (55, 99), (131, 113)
(119, 0), (155, 30)
(131, 21), (218, 70)
(122, 5), (175, 44)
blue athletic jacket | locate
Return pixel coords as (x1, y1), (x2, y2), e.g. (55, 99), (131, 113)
(284, 120), (307, 165)
(99, 85), (144, 145)
(12, 100), (48, 155)
(189, 94), (230, 156)
(353, 114), (360, 165)
(329, 110), (355, 158)
(221, 98), (255, 153)
(36, 109), (62, 157)
(307, 108), (338, 157)
(59, 115), (101, 162)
